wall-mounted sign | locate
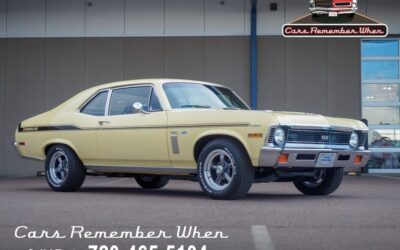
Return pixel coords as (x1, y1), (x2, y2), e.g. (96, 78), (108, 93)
(283, 0), (388, 38)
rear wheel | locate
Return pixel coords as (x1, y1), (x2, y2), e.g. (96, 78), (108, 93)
(135, 175), (169, 189)
(347, 13), (355, 18)
(293, 168), (344, 195)
(197, 138), (255, 200)
(45, 145), (86, 192)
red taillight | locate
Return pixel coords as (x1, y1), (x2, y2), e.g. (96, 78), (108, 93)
(19, 142), (26, 146)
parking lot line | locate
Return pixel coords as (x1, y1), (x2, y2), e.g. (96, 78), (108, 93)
(251, 225), (276, 250)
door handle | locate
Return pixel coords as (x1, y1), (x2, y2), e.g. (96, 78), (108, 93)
(98, 121), (110, 125)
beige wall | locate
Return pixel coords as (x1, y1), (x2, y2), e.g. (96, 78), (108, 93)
(0, 36), (361, 176)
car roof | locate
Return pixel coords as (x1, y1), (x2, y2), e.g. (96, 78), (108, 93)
(89, 78), (226, 91)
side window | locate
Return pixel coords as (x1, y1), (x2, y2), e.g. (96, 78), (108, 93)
(109, 86), (152, 115)
(81, 91), (108, 116)
(149, 90), (162, 112)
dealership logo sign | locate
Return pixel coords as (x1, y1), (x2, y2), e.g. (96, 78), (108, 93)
(282, 0), (388, 38)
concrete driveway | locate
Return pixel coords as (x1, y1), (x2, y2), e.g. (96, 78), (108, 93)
(1, 175), (399, 250)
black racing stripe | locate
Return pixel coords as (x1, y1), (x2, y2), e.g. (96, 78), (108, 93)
(18, 125), (80, 132)
(18, 123), (250, 132)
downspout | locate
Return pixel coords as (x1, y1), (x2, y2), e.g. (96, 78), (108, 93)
(250, 0), (258, 109)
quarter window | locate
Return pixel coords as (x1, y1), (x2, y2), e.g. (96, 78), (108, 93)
(149, 90), (162, 112)
(109, 86), (152, 115)
(81, 91), (108, 116)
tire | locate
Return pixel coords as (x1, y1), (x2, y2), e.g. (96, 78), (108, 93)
(347, 13), (355, 18)
(45, 145), (86, 192)
(135, 175), (169, 189)
(197, 138), (255, 200)
(312, 13), (320, 18)
(293, 168), (344, 196)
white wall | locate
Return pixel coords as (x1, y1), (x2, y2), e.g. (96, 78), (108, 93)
(0, 0), (399, 37)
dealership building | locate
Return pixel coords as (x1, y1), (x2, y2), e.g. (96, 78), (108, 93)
(0, 0), (399, 176)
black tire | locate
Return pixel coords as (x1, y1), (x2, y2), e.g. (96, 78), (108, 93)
(347, 13), (355, 18)
(45, 145), (86, 192)
(197, 138), (255, 200)
(312, 13), (320, 18)
(135, 175), (169, 189)
(293, 168), (344, 195)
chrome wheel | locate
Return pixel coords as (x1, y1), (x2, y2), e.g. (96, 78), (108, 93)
(203, 149), (235, 191)
(48, 151), (69, 185)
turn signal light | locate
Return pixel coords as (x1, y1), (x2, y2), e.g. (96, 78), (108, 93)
(278, 154), (289, 164)
(248, 133), (263, 139)
(354, 155), (362, 164)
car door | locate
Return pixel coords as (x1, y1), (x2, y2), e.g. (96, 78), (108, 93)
(95, 85), (170, 168)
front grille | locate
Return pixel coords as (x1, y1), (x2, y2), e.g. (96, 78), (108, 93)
(314, 0), (332, 8)
(267, 127), (368, 148)
(358, 132), (368, 147)
(267, 127), (276, 144)
(287, 129), (352, 145)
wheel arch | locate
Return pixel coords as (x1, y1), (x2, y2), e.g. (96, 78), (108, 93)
(193, 132), (252, 164)
(43, 139), (80, 159)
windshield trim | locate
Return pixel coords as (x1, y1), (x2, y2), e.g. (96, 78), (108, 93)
(162, 82), (251, 111)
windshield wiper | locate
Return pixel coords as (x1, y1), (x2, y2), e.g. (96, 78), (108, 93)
(180, 104), (211, 109)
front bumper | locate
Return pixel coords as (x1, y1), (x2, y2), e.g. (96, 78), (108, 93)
(259, 147), (371, 168)
(310, 7), (357, 14)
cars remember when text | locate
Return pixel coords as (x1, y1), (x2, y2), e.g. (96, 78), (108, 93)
(14, 79), (371, 199)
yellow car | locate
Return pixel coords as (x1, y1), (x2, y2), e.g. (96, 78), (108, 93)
(14, 79), (371, 199)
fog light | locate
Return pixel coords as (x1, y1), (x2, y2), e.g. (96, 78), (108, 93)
(354, 155), (362, 164)
(278, 154), (289, 164)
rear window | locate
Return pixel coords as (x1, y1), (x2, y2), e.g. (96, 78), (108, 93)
(81, 91), (108, 116)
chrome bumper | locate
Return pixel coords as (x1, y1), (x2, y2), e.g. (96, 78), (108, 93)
(310, 7), (357, 14)
(258, 147), (371, 168)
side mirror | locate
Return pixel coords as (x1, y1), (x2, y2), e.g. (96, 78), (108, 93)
(132, 102), (149, 114)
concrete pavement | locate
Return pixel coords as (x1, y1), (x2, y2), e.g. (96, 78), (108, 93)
(1, 175), (399, 250)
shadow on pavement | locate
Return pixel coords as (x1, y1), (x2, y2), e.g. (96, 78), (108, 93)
(23, 186), (354, 201)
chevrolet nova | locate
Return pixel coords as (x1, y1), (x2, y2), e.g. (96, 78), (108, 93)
(309, 0), (357, 17)
(14, 79), (371, 199)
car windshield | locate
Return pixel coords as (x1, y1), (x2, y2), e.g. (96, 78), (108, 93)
(163, 82), (249, 110)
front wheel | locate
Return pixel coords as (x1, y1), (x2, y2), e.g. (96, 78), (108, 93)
(197, 138), (255, 200)
(293, 168), (344, 195)
(45, 145), (86, 192)
(135, 175), (169, 189)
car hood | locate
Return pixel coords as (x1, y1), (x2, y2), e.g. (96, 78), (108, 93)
(270, 111), (368, 131)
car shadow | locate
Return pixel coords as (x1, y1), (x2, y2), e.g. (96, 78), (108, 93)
(24, 186), (354, 202)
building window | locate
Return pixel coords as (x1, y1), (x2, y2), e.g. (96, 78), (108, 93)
(362, 39), (400, 172)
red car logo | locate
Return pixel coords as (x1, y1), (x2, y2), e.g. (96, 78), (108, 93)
(309, 0), (358, 17)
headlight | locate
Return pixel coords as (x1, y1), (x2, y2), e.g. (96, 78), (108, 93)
(349, 132), (358, 149)
(274, 127), (285, 146)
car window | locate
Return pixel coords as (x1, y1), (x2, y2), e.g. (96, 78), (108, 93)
(81, 91), (108, 116)
(109, 86), (152, 115)
(149, 90), (162, 112)
(163, 83), (249, 110)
